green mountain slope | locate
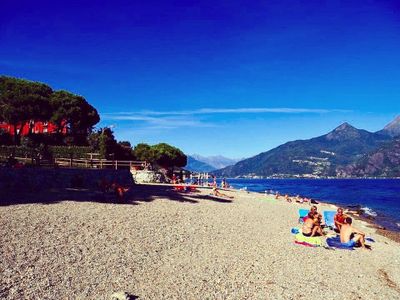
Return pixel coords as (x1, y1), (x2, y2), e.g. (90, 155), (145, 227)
(215, 123), (392, 178)
(337, 139), (400, 177)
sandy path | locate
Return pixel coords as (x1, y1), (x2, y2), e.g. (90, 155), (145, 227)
(1, 185), (400, 299)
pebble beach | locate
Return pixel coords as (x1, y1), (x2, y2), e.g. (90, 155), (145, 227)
(1, 184), (400, 299)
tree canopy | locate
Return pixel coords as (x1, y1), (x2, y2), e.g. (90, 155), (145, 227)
(50, 90), (99, 136)
(0, 76), (99, 145)
(88, 128), (135, 160)
(133, 142), (187, 169)
(0, 76), (53, 142)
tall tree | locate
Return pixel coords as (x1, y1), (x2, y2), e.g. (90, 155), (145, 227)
(151, 143), (187, 169)
(133, 143), (154, 162)
(50, 90), (100, 143)
(51, 90), (100, 134)
(0, 76), (52, 143)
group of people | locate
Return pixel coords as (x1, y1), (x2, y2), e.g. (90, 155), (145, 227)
(274, 191), (317, 205)
(301, 206), (369, 249)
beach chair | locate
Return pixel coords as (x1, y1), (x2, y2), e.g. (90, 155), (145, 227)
(298, 208), (309, 224)
(323, 211), (336, 229)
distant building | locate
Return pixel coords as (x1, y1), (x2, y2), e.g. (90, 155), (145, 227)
(0, 120), (67, 136)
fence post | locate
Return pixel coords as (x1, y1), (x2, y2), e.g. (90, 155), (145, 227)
(115, 160), (118, 170)
(69, 158), (73, 167)
(85, 159), (88, 168)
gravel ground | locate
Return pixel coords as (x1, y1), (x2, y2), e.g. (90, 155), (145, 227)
(1, 185), (400, 299)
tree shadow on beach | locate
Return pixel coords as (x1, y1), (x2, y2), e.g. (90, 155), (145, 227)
(0, 184), (233, 207)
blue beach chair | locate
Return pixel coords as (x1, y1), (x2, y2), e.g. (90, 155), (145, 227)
(298, 209), (309, 224)
(323, 211), (336, 229)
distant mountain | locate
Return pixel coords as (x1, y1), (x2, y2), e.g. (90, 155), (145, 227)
(190, 154), (241, 170)
(185, 156), (215, 172)
(214, 121), (393, 178)
(337, 139), (400, 177)
(377, 115), (400, 137)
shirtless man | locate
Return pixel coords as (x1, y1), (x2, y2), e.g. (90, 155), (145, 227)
(334, 207), (347, 232)
(340, 217), (367, 248)
(302, 212), (324, 237)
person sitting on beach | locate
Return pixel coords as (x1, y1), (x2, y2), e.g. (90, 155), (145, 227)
(221, 178), (227, 188)
(275, 192), (280, 199)
(284, 194), (292, 203)
(212, 186), (234, 199)
(302, 212), (324, 237)
(340, 217), (368, 249)
(303, 205), (319, 222)
(334, 207), (347, 232)
(111, 182), (130, 202)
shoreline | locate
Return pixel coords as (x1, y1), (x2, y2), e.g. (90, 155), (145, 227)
(217, 178), (400, 235)
(217, 185), (400, 244)
(261, 189), (400, 244)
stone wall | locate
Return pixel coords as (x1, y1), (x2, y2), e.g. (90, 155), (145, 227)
(0, 167), (134, 193)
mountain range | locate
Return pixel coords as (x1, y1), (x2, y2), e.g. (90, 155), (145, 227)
(186, 154), (241, 172)
(214, 116), (400, 178)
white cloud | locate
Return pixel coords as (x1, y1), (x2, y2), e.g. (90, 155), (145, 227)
(101, 107), (349, 130)
(102, 114), (214, 129)
(104, 107), (349, 117)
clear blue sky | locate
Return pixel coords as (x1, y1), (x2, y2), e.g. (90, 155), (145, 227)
(1, 0), (400, 157)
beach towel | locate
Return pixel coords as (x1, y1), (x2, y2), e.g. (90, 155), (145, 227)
(326, 236), (354, 250)
(294, 233), (322, 247)
(173, 185), (185, 192)
(323, 211), (336, 228)
(298, 209), (309, 223)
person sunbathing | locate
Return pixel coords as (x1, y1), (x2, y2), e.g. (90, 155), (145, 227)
(302, 212), (324, 237)
(284, 194), (292, 203)
(334, 207), (347, 232)
(340, 217), (368, 249)
(212, 187), (233, 199)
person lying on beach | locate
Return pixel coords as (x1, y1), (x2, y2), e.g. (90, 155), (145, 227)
(284, 194), (292, 203)
(295, 195), (304, 203)
(334, 207), (347, 232)
(111, 182), (130, 202)
(212, 187), (234, 199)
(340, 217), (368, 249)
(301, 212), (324, 237)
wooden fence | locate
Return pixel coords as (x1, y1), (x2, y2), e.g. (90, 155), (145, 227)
(54, 158), (146, 170)
(2, 155), (146, 170)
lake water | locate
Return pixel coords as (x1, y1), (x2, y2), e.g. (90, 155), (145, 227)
(220, 178), (400, 232)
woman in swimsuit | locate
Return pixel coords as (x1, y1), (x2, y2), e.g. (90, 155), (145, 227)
(302, 212), (324, 237)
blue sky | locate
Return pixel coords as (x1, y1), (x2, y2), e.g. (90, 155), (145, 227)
(1, 0), (400, 157)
